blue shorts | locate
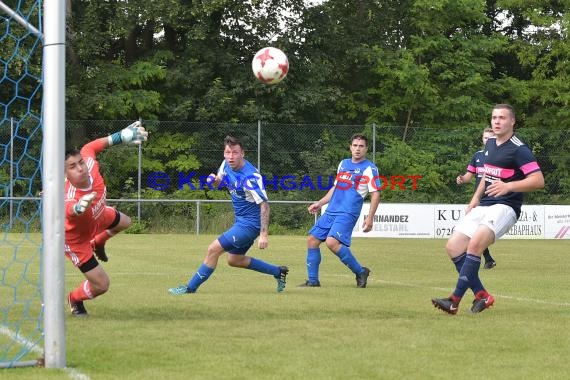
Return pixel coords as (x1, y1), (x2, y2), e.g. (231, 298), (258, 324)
(309, 213), (358, 247)
(218, 224), (260, 254)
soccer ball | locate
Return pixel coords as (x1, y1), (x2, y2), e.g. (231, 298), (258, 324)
(251, 47), (289, 85)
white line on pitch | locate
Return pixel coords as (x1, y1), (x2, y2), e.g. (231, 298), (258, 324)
(65, 271), (570, 307)
(371, 278), (570, 307)
(0, 326), (91, 380)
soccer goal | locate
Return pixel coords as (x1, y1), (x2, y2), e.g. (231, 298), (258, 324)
(1, 0), (66, 369)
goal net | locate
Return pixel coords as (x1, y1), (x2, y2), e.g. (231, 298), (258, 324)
(1, 0), (44, 368)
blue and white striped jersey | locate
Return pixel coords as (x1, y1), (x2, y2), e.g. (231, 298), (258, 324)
(326, 158), (380, 218)
(217, 159), (268, 228)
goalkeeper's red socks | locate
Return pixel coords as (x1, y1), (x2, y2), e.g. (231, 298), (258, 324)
(69, 280), (94, 302)
(93, 230), (114, 248)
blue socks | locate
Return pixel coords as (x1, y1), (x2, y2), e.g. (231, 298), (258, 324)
(187, 258), (280, 293)
(452, 254), (482, 299)
(247, 257), (280, 276)
(337, 245), (363, 275)
(306, 248), (322, 283)
(452, 252), (466, 273)
(187, 263), (215, 292)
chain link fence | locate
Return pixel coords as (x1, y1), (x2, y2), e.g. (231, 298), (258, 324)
(2, 120), (568, 234)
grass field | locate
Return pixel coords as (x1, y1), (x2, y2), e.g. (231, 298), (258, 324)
(4, 235), (570, 379)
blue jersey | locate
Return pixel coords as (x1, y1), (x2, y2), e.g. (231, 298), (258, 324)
(466, 150), (486, 189)
(479, 135), (541, 218)
(326, 158), (381, 218)
(217, 159), (268, 228)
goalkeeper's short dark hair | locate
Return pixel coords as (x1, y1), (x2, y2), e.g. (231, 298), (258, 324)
(65, 148), (80, 160)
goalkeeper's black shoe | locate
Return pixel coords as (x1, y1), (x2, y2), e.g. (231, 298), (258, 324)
(275, 266), (289, 293)
(483, 260), (496, 269)
(431, 297), (459, 315)
(90, 239), (108, 262)
(68, 294), (88, 317)
(298, 280), (321, 287)
(356, 267), (371, 288)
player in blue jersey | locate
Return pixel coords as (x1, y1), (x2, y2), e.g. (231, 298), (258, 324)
(432, 104), (544, 314)
(300, 134), (381, 288)
(456, 127), (497, 269)
(168, 135), (288, 295)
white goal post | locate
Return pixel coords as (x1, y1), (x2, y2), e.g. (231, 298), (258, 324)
(0, 0), (66, 369)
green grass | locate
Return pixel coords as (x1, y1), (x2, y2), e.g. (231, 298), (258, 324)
(4, 236), (570, 379)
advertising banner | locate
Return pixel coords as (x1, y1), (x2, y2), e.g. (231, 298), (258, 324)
(345, 203), (569, 239)
(352, 203), (434, 238)
(544, 205), (570, 239)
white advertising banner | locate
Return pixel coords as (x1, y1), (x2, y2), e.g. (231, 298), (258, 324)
(433, 204), (466, 238)
(502, 205), (545, 239)
(345, 203), (569, 239)
(544, 205), (570, 239)
(352, 203), (434, 238)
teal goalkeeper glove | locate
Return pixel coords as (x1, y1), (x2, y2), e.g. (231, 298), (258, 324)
(73, 192), (97, 215)
(108, 121), (148, 146)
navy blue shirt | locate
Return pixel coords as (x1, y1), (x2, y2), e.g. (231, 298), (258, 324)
(466, 150), (486, 189)
(479, 135), (541, 218)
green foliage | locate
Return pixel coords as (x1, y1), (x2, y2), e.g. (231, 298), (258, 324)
(124, 220), (148, 234)
(143, 132), (201, 172)
(60, 0), (570, 131)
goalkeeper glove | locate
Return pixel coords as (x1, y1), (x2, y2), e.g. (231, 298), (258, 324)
(73, 192), (97, 215)
(108, 121), (148, 146)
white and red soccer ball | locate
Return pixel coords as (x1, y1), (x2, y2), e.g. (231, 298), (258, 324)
(252, 47), (289, 85)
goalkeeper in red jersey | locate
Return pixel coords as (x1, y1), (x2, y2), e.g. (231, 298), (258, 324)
(64, 121), (148, 316)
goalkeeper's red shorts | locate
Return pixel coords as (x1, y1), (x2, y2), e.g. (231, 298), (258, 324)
(65, 207), (120, 268)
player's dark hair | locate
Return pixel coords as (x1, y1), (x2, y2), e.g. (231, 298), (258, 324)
(351, 133), (368, 146)
(493, 103), (515, 119)
(224, 135), (243, 150)
(483, 127), (494, 134)
(65, 149), (80, 160)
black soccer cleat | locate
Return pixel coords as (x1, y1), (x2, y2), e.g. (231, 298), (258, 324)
(275, 266), (289, 292)
(298, 280), (321, 287)
(483, 260), (496, 269)
(431, 297), (459, 315)
(355, 267), (371, 288)
(68, 294), (88, 317)
(90, 239), (108, 262)
(471, 293), (495, 313)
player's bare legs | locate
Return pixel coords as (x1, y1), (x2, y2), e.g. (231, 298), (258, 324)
(204, 239), (226, 268)
(68, 265), (110, 317)
(227, 253), (251, 268)
(83, 266), (111, 296)
(445, 231), (470, 259)
(91, 211), (132, 262)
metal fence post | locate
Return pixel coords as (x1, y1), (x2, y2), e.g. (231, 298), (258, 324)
(9, 117), (14, 228)
(137, 143), (142, 222)
(137, 117), (142, 222)
(257, 120), (261, 171)
(372, 123), (376, 164)
(196, 200), (200, 235)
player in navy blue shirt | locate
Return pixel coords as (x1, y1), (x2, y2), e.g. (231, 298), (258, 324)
(169, 136), (288, 295)
(433, 104), (544, 314)
(456, 127), (497, 269)
(300, 134), (381, 288)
